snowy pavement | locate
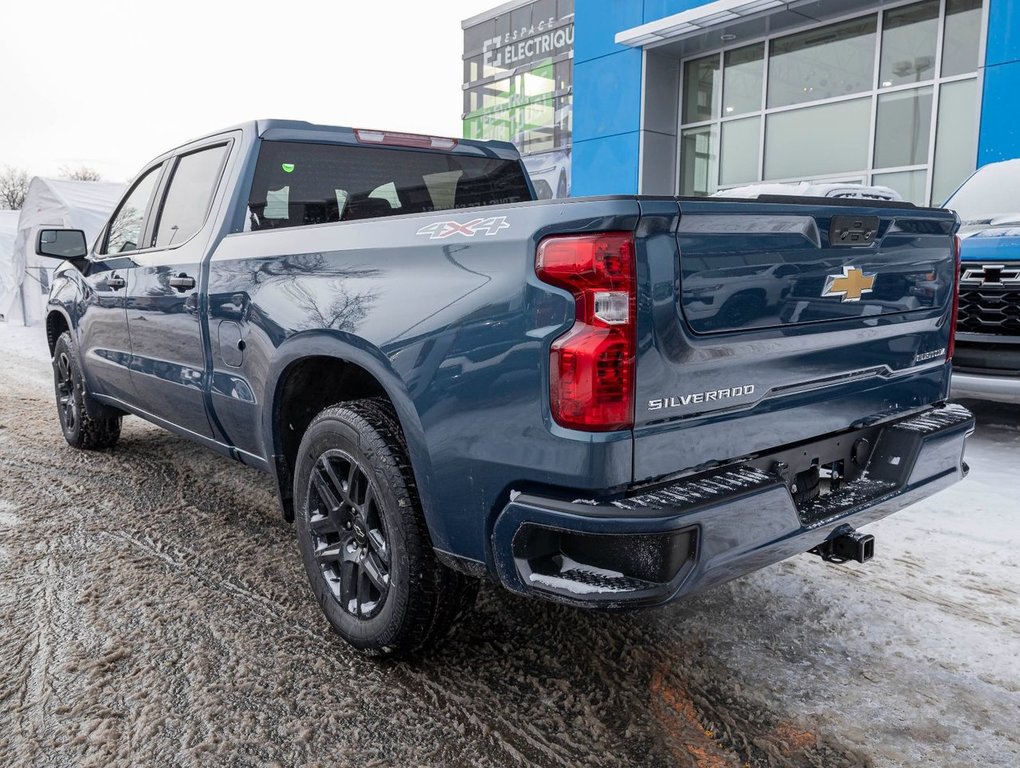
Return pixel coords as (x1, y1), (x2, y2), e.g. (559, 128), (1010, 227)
(1, 321), (1017, 767)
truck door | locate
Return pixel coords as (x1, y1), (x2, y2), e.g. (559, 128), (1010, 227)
(124, 141), (231, 439)
(77, 163), (165, 404)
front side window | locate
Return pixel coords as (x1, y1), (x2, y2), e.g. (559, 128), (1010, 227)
(246, 140), (532, 231)
(103, 164), (162, 255)
(153, 144), (229, 248)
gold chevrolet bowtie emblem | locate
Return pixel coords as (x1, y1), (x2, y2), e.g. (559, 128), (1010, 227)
(821, 266), (876, 302)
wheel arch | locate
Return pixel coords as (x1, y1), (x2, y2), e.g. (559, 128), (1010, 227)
(263, 331), (438, 538)
(45, 308), (73, 357)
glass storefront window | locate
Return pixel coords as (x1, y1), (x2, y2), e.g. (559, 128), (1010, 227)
(683, 55), (721, 124)
(555, 59), (571, 91)
(678, 2), (981, 202)
(764, 98), (870, 179)
(463, 3), (573, 153)
(723, 44), (764, 117)
(680, 125), (718, 196)
(874, 86), (933, 168)
(942, 0), (983, 77)
(720, 117), (760, 186)
(873, 169), (928, 205)
(518, 66), (555, 98)
(515, 99), (557, 153)
(879, 0), (939, 88)
(768, 18), (877, 109)
(467, 80), (511, 112)
(932, 79), (979, 203)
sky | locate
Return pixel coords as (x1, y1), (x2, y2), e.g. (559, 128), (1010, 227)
(0, 0), (501, 183)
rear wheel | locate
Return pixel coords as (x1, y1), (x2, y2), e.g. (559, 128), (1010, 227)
(52, 331), (121, 450)
(293, 398), (477, 656)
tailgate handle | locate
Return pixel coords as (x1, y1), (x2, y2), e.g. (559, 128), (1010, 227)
(829, 215), (879, 247)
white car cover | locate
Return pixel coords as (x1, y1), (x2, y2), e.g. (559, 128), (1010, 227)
(0, 178), (125, 325)
(0, 210), (20, 320)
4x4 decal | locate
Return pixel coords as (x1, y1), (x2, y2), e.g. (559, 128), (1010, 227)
(416, 216), (509, 240)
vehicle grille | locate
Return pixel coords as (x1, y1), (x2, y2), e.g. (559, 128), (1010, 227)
(957, 265), (1020, 336)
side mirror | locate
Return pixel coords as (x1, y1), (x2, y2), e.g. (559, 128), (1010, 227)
(36, 229), (88, 259)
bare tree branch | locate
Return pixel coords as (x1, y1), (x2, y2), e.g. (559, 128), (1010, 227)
(0, 165), (30, 210)
(60, 165), (103, 182)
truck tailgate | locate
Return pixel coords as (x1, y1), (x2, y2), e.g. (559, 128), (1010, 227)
(633, 197), (958, 483)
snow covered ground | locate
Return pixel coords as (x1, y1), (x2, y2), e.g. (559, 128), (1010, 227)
(1, 320), (1017, 766)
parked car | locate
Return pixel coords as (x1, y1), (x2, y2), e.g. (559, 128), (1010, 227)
(37, 120), (972, 656)
(522, 149), (570, 199)
(942, 159), (1020, 404)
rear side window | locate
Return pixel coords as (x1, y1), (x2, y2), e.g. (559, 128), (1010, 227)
(246, 140), (531, 231)
(153, 144), (229, 248)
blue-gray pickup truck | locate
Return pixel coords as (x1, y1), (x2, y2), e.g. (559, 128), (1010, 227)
(37, 120), (973, 656)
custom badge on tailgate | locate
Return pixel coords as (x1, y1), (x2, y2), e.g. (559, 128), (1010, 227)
(821, 266), (876, 302)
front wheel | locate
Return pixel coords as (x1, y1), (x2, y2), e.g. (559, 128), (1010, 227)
(52, 331), (121, 450)
(293, 399), (477, 656)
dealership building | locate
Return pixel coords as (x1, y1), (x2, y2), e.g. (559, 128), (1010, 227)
(466, 0), (1015, 207)
(462, 1), (575, 198)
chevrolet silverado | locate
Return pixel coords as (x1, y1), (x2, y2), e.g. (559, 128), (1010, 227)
(37, 120), (973, 656)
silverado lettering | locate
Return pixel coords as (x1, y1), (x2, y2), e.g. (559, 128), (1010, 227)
(649, 385), (756, 411)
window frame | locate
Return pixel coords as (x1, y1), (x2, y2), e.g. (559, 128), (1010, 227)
(149, 140), (232, 252)
(96, 137), (233, 260)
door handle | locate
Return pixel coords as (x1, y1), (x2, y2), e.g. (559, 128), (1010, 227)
(169, 273), (196, 291)
(106, 274), (126, 290)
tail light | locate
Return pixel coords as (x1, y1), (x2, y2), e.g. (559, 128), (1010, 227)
(536, 232), (636, 431)
(948, 234), (961, 361)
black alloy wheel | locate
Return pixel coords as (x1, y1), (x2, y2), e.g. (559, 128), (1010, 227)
(293, 399), (478, 656)
(307, 448), (391, 619)
(51, 331), (121, 450)
(54, 349), (79, 435)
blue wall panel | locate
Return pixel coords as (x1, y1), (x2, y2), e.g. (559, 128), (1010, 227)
(573, 1), (644, 195)
(984, 0), (1020, 67)
(575, 0), (643, 63)
(979, 60), (1020, 164)
(571, 132), (642, 196)
(573, 49), (644, 142)
(978, 0), (1020, 164)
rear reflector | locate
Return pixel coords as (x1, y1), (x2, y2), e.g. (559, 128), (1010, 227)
(354, 129), (457, 150)
(536, 232), (636, 431)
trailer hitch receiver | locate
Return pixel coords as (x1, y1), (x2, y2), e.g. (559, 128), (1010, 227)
(810, 527), (875, 564)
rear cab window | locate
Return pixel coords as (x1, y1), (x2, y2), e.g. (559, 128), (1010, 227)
(245, 140), (531, 231)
